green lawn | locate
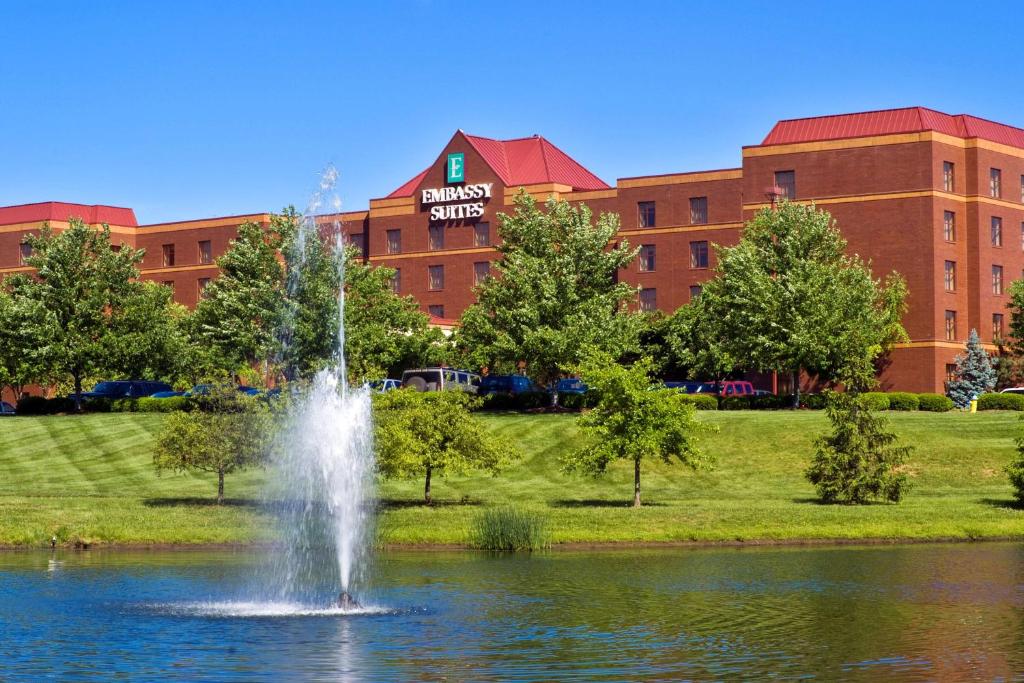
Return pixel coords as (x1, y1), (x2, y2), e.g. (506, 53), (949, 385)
(1, 411), (1022, 547)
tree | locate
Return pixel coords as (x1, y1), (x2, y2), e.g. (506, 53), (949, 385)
(9, 220), (166, 410)
(1006, 279), (1024, 358)
(457, 192), (641, 388)
(0, 286), (47, 401)
(806, 391), (911, 504)
(1006, 422), (1024, 505)
(693, 202), (908, 403)
(191, 217), (291, 378)
(373, 389), (515, 504)
(562, 354), (715, 507)
(106, 281), (191, 383)
(947, 329), (997, 408)
(153, 386), (275, 504)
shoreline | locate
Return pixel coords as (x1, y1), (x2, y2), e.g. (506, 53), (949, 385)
(2, 534), (1022, 553)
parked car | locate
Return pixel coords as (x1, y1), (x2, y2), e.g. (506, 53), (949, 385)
(367, 379), (402, 392)
(1000, 387), (1024, 395)
(479, 374), (538, 396)
(0, 401), (15, 416)
(664, 381), (717, 394)
(151, 384), (260, 399)
(554, 378), (588, 395)
(717, 380), (756, 397)
(69, 380), (173, 401)
(401, 368), (481, 393)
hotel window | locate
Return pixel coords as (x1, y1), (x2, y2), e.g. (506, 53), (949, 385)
(638, 201), (656, 228)
(943, 161), (955, 192)
(944, 260), (956, 291)
(639, 244), (656, 272)
(943, 211), (956, 242)
(473, 261), (490, 285)
(162, 280), (174, 291)
(110, 244), (121, 253)
(944, 310), (957, 341)
(1021, 175), (1024, 203)
(428, 225), (444, 251)
(990, 168), (1002, 198)
(19, 242), (32, 264)
(198, 277), (211, 298)
(993, 265), (1004, 295)
(390, 269), (401, 293)
(994, 313), (1005, 340)
(689, 285), (703, 300)
(428, 265), (444, 291)
(428, 304), (444, 318)
(473, 222), (490, 247)
(162, 244), (175, 267)
(945, 363), (957, 384)
(386, 229), (401, 254)
(639, 288), (657, 312)
(775, 170), (796, 199)
(992, 217), (1003, 247)
(348, 233), (365, 254)
(690, 240), (709, 269)
(198, 240), (213, 265)
(689, 197), (708, 225)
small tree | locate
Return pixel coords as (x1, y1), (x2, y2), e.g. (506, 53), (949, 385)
(805, 391), (911, 504)
(1006, 424), (1024, 505)
(562, 354), (714, 507)
(373, 389), (515, 504)
(153, 386), (274, 503)
(947, 329), (997, 408)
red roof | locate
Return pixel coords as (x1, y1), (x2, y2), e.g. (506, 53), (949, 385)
(761, 107), (1024, 150)
(387, 132), (609, 198)
(0, 201), (138, 228)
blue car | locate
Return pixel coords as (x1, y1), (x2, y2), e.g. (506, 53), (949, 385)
(479, 375), (538, 396)
(70, 380), (173, 401)
(554, 378), (588, 395)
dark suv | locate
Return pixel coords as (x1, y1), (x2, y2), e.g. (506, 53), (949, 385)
(70, 380), (173, 401)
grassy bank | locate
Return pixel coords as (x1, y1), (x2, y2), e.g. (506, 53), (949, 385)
(0, 411), (1022, 547)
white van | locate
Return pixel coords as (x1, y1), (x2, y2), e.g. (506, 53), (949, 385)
(401, 368), (481, 394)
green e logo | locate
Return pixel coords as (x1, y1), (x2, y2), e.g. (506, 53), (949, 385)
(447, 152), (464, 183)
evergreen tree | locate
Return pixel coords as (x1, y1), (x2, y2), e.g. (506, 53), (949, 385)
(947, 329), (997, 408)
(806, 391), (911, 504)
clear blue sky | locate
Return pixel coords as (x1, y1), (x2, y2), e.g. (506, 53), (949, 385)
(1, 1), (1021, 224)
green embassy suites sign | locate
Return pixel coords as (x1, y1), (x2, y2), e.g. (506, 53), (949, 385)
(446, 152), (464, 183)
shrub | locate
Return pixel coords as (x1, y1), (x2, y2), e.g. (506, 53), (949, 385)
(678, 394), (718, 410)
(16, 396), (51, 415)
(861, 392), (891, 411)
(800, 394), (826, 410)
(136, 396), (192, 413)
(917, 393), (953, 412)
(886, 392), (919, 411)
(1007, 435), (1024, 504)
(750, 394), (787, 410)
(977, 393), (1024, 411)
(109, 398), (138, 412)
(471, 505), (549, 552)
(480, 391), (550, 411)
(719, 396), (751, 410)
(558, 392), (599, 410)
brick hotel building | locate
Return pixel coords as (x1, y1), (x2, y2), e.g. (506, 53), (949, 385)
(2, 106), (1024, 394)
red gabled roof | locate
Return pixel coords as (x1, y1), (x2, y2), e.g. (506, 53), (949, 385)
(387, 132), (609, 198)
(0, 201), (138, 228)
(761, 107), (1024, 150)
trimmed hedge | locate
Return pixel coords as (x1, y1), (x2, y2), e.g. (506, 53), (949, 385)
(861, 392), (891, 411)
(917, 393), (953, 412)
(15, 396), (74, 415)
(977, 393), (1024, 411)
(800, 394), (826, 410)
(719, 396), (749, 410)
(886, 392), (920, 411)
(136, 396), (192, 412)
(678, 394), (718, 410)
(480, 391), (550, 411)
(558, 392), (599, 410)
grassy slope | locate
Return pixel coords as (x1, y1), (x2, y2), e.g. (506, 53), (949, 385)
(0, 411), (1022, 546)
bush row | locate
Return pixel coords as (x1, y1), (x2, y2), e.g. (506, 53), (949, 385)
(15, 395), (193, 415)
(977, 393), (1024, 411)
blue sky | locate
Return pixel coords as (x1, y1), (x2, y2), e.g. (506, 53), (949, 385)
(1, 1), (1021, 224)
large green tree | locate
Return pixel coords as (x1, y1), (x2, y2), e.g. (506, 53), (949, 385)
(457, 192), (641, 387)
(694, 202), (908, 402)
(0, 286), (48, 401)
(373, 389), (515, 504)
(562, 353), (715, 507)
(9, 220), (176, 410)
(191, 216), (292, 379)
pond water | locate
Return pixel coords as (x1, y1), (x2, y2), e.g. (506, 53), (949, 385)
(2, 543), (1023, 681)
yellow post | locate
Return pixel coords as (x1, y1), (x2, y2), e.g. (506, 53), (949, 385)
(970, 398), (978, 414)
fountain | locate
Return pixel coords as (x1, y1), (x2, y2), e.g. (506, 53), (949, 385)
(264, 166), (376, 611)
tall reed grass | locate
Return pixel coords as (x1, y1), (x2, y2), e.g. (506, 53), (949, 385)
(471, 505), (549, 551)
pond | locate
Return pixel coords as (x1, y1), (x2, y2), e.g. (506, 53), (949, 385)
(2, 543), (1022, 681)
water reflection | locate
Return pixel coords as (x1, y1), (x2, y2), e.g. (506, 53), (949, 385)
(0, 544), (1022, 680)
